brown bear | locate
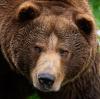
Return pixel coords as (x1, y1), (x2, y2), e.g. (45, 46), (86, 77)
(0, 0), (100, 99)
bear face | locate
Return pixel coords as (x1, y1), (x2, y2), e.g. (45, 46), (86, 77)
(0, 0), (97, 92)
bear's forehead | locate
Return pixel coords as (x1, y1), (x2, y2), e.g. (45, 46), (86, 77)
(33, 15), (77, 37)
(13, 0), (78, 41)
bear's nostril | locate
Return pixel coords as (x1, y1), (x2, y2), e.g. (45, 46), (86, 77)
(38, 73), (55, 89)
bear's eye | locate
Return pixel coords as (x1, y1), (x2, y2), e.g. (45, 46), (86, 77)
(34, 46), (43, 53)
(59, 49), (68, 57)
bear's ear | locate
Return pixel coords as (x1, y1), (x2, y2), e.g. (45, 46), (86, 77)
(16, 1), (40, 21)
(75, 14), (95, 35)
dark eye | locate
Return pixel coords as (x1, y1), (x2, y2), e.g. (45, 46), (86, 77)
(59, 49), (68, 56)
(34, 46), (43, 53)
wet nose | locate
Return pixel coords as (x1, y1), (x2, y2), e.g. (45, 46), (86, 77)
(38, 73), (55, 89)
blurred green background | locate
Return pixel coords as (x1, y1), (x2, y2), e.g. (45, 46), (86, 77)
(89, 0), (100, 46)
(89, 0), (100, 29)
(28, 0), (100, 99)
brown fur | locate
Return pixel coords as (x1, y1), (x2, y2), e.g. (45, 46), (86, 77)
(0, 0), (100, 99)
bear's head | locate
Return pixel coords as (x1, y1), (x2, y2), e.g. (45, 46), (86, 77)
(0, 0), (97, 92)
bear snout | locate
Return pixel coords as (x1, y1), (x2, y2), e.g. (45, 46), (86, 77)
(31, 52), (64, 92)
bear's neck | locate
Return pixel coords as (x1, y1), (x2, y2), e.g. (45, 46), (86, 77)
(37, 53), (100, 99)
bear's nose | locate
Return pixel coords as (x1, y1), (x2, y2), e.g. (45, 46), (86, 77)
(38, 73), (55, 89)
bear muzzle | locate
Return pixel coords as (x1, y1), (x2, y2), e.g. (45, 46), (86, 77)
(31, 52), (64, 92)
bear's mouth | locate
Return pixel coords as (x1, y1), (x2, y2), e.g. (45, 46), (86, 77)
(35, 83), (53, 92)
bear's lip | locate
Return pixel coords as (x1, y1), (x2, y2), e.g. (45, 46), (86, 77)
(34, 83), (53, 92)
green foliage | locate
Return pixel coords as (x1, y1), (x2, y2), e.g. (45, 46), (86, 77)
(27, 93), (41, 99)
(89, 0), (100, 28)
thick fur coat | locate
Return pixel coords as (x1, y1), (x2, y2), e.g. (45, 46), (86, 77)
(0, 0), (100, 99)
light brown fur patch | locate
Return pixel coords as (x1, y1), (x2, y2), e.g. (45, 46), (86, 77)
(31, 34), (64, 91)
